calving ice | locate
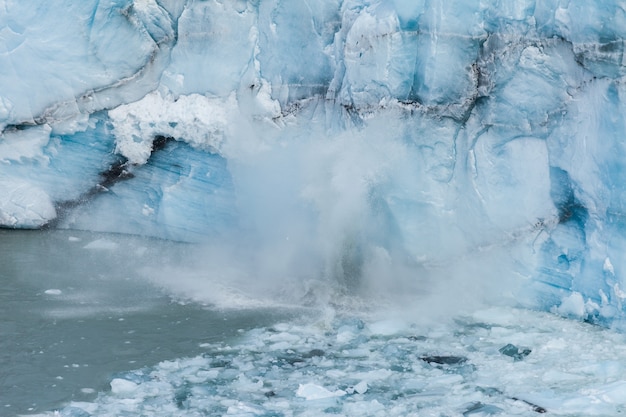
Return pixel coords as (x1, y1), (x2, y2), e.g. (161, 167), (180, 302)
(3, 1), (626, 415)
(2, 0), (622, 320)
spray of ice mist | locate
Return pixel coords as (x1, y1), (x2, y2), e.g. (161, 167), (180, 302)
(143, 106), (528, 321)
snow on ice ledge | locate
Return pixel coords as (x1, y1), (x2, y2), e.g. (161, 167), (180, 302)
(3, 0), (626, 322)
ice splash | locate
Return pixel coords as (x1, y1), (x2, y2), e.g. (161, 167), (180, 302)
(32, 307), (626, 417)
(5, 0), (626, 320)
(135, 109), (533, 318)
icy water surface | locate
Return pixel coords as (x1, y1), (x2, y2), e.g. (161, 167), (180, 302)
(24, 306), (626, 417)
(4, 230), (626, 416)
(0, 230), (299, 416)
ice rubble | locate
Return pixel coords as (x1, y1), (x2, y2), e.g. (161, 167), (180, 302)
(2, 0), (626, 320)
(30, 307), (626, 416)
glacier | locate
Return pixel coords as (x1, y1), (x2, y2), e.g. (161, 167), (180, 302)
(2, 0), (626, 325)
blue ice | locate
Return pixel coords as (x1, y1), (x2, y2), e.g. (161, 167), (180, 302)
(2, 0), (626, 322)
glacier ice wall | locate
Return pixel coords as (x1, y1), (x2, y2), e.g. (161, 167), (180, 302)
(2, 0), (626, 322)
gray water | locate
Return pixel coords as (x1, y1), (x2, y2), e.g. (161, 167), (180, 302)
(0, 230), (295, 416)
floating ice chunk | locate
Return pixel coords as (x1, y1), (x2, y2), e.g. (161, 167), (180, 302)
(352, 369), (393, 381)
(421, 356), (468, 365)
(336, 328), (358, 344)
(342, 399), (385, 414)
(498, 344), (531, 361)
(83, 239), (119, 251)
(583, 380), (626, 404)
(368, 319), (410, 336)
(463, 402), (504, 416)
(110, 378), (138, 394)
(225, 402), (263, 416)
(335, 319), (365, 344)
(44, 289), (62, 295)
(186, 369), (219, 383)
(233, 374), (263, 392)
(296, 383), (346, 400)
(354, 380), (368, 394)
(56, 406), (91, 417)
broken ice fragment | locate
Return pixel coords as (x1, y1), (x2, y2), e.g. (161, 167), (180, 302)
(476, 386), (503, 396)
(420, 355), (468, 365)
(110, 378), (138, 394)
(498, 344), (531, 361)
(58, 406), (91, 417)
(420, 355), (476, 374)
(463, 402), (503, 416)
(477, 386), (546, 414)
(354, 381), (368, 394)
(510, 397), (547, 413)
(174, 386), (192, 410)
(302, 349), (325, 358)
(296, 383), (346, 400)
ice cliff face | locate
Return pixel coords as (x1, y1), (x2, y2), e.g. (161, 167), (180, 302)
(2, 0), (626, 323)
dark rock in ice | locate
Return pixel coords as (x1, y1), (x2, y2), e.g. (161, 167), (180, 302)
(152, 134), (174, 152)
(420, 355), (468, 365)
(264, 390), (276, 397)
(499, 344), (531, 361)
(463, 402), (503, 416)
(99, 160), (135, 190)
